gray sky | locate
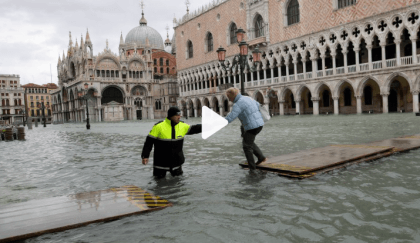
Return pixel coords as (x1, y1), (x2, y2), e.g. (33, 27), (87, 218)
(0, 0), (209, 85)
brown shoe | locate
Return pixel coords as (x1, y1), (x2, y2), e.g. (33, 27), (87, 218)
(256, 158), (267, 165)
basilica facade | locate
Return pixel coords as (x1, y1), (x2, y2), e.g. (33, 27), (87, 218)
(51, 11), (178, 123)
(174, 0), (420, 117)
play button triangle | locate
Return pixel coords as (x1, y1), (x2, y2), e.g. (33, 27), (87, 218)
(201, 106), (228, 139)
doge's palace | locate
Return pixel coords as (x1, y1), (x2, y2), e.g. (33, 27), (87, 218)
(174, 0), (420, 117)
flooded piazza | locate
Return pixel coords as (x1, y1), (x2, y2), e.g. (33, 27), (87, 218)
(1, 113), (420, 242)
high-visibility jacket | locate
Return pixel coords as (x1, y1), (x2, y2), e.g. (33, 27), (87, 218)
(141, 118), (202, 170)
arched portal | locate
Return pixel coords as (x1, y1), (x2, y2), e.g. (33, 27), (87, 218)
(284, 89), (296, 115)
(101, 86), (125, 121)
(388, 77), (412, 112)
(318, 84), (333, 114)
(195, 99), (202, 117)
(360, 78), (382, 113)
(299, 87), (312, 115)
(132, 85), (147, 120)
(268, 89), (279, 115)
(255, 91), (264, 104)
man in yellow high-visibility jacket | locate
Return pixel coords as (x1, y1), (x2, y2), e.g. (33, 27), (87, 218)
(142, 107), (202, 178)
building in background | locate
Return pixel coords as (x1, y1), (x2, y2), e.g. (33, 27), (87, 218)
(50, 6), (178, 123)
(175, 0), (420, 116)
(0, 74), (25, 125)
(22, 83), (57, 124)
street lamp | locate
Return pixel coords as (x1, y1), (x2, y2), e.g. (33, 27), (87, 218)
(37, 102), (49, 127)
(216, 28), (261, 95)
(19, 108), (26, 126)
(78, 83), (91, 130)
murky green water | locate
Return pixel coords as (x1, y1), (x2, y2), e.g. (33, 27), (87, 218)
(1, 114), (420, 242)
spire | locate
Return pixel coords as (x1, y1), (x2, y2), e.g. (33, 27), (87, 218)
(106, 39), (109, 50)
(185, 0), (190, 14)
(62, 50), (65, 60)
(75, 38), (79, 49)
(164, 25), (171, 46)
(139, 0), (147, 26)
(68, 31), (73, 50)
(58, 55), (61, 63)
(85, 28), (91, 44)
(80, 34), (84, 49)
(120, 32), (125, 45)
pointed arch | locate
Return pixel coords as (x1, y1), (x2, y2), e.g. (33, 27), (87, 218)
(356, 75), (381, 96)
(383, 72), (413, 93)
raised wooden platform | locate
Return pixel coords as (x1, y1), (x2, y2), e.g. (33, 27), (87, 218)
(239, 134), (420, 179)
(0, 186), (171, 243)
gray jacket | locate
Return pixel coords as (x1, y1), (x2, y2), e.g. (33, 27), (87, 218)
(225, 94), (264, 131)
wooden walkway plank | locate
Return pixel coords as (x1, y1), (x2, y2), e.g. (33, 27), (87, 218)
(239, 134), (420, 178)
(0, 186), (171, 243)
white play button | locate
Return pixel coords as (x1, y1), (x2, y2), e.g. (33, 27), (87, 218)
(201, 106), (228, 139)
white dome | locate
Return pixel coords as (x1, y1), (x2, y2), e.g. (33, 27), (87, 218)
(125, 14), (164, 50)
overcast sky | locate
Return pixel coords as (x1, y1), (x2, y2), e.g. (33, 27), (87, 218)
(0, 0), (209, 85)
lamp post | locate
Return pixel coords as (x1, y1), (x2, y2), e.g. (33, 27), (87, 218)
(78, 83), (91, 130)
(216, 28), (261, 95)
(37, 102), (49, 127)
(19, 108), (26, 126)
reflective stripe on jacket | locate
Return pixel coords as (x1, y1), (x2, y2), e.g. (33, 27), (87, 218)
(141, 118), (201, 170)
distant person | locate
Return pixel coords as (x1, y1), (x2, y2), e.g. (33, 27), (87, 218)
(141, 107), (202, 178)
(225, 87), (267, 170)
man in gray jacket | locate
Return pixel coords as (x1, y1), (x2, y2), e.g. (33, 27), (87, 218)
(225, 87), (266, 170)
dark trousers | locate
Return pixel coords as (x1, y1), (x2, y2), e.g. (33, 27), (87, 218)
(242, 126), (265, 170)
(153, 166), (183, 179)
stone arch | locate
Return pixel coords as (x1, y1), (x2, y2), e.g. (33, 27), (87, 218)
(383, 72), (412, 93)
(333, 79), (356, 98)
(95, 55), (121, 70)
(387, 73), (413, 112)
(210, 95), (220, 113)
(101, 85), (125, 105)
(356, 76), (381, 96)
(296, 84), (312, 99)
(283, 0), (301, 27)
(314, 82), (332, 98)
(280, 87), (295, 101)
(336, 80), (357, 114)
(131, 85), (149, 97)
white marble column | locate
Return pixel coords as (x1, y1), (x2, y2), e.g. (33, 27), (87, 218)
(367, 44), (373, 70)
(413, 91), (419, 113)
(382, 94), (389, 114)
(381, 43), (387, 68)
(333, 97), (339, 115)
(356, 96), (362, 114)
(295, 100), (301, 115)
(311, 57), (317, 77)
(302, 57), (307, 75)
(332, 54), (337, 75)
(97, 97), (102, 122)
(293, 59), (298, 80)
(343, 51), (348, 73)
(312, 98), (320, 115)
(186, 107), (190, 118)
(411, 37), (418, 64)
(278, 66), (282, 80)
(279, 100), (284, 116)
(395, 39), (401, 66)
(321, 54), (326, 77)
(219, 106), (224, 116)
(285, 60), (290, 81)
(270, 68), (274, 81)
(355, 48), (360, 71)
(194, 107), (198, 118)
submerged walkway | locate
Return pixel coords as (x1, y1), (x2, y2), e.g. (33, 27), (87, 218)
(0, 186), (171, 243)
(240, 134), (420, 179)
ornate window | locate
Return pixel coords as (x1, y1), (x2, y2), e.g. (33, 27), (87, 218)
(255, 15), (265, 38)
(207, 32), (214, 52)
(337, 0), (356, 9)
(159, 58), (164, 66)
(230, 23), (238, 44)
(287, 0), (300, 25)
(187, 41), (193, 58)
(166, 60), (169, 66)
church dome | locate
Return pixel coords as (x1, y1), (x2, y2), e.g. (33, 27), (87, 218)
(125, 12), (164, 50)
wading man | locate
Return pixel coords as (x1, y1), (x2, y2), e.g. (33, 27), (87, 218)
(225, 87), (266, 170)
(141, 107), (202, 178)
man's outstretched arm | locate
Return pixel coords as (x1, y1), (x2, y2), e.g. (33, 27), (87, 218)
(186, 124), (202, 135)
(141, 126), (159, 164)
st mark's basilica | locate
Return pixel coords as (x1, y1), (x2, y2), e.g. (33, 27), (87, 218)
(51, 7), (177, 123)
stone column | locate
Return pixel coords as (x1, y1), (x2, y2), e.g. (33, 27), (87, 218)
(381, 43), (387, 68)
(194, 107), (198, 118)
(413, 91), (419, 113)
(257, 69), (260, 81)
(382, 93), (389, 114)
(312, 97), (320, 115)
(264, 68), (267, 81)
(295, 99), (301, 115)
(270, 67), (274, 81)
(355, 48), (360, 71)
(311, 57), (317, 77)
(343, 51), (348, 73)
(395, 39), (401, 66)
(279, 100), (285, 116)
(356, 96), (362, 114)
(333, 97), (339, 115)
(321, 54), (326, 77)
(302, 57), (307, 75)
(293, 59), (298, 80)
(278, 65), (282, 80)
(97, 97), (102, 122)
(285, 60), (290, 81)
(411, 37), (418, 64)
(186, 106), (191, 118)
(332, 53), (337, 75)
(367, 44), (373, 70)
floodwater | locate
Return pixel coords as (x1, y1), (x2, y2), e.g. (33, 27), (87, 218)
(1, 113), (420, 242)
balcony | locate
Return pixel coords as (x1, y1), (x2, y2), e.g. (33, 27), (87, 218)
(179, 55), (420, 97)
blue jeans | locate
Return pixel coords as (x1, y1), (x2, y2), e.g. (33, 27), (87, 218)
(242, 126), (265, 170)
